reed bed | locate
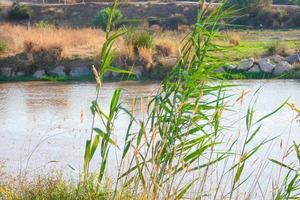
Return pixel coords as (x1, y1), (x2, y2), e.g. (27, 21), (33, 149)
(1, 1), (300, 200)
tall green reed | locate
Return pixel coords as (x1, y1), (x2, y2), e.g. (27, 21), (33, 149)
(84, 0), (291, 199)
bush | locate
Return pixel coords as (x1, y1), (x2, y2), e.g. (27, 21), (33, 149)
(8, 2), (32, 20)
(124, 29), (154, 52)
(24, 40), (63, 65)
(92, 7), (123, 29)
(227, 31), (241, 46)
(155, 39), (178, 57)
(265, 41), (292, 56)
(0, 41), (5, 53)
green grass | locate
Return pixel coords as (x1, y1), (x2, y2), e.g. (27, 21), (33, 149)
(219, 39), (299, 62)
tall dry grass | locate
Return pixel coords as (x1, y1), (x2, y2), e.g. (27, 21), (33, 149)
(0, 23), (106, 57)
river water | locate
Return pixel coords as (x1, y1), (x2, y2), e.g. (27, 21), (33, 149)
(0, 80), (299, 190)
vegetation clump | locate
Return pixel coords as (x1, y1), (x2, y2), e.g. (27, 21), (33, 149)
(0, 40), (5, 53)
(124, 29), (154, 52)
(8, 1), (32, 20)
(265, 41), (291, 56)
(92, 7), (123, 29)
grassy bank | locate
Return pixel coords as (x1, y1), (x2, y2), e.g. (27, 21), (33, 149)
(0, 23), (300, 81)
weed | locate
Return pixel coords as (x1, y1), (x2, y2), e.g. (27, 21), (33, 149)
(92, 7), (123, 30)
(34, 21), (55, 29)
(124, 29), (154, 52)
(265, 41), (292, 57)
(155, 38), (178, 57)
(83, 1), (288, 199)
(138, 47), (153, 70)
(227, 31), (240, 46)
(0, 40), (5, 53)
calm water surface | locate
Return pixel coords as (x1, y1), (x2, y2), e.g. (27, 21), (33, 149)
(0, 80), (299, 179)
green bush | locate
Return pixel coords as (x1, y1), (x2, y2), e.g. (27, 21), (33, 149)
(0, 41), (6, 53)
(92, 7), (123, 29)
(124, 29), (154, 51)
(8, 2), (32, 20)
(265, 41), (291, 56)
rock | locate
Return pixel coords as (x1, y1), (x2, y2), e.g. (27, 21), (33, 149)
(224, 64), (237, 71)
(285, 54), (300, 65)
(49, 66), (66, 76)
(69, 66), (91, 77)
(273, 61), (293, 76)
(268, 55), (284, 63)
(33, 70), (46, 78)
(135, 65), (144, 79)
(257, 58), (275, 73)
(237, 58), (254, 71)
(248, 64), (261, 72)
(0, 68), (12, 77)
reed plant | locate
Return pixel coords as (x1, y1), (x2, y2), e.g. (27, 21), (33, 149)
(83, 0), (297, 199)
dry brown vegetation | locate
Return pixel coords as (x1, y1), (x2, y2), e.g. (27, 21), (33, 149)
(0, 23), (182, 73)
(0, 23), (106, 58)
(227, 31), (241, 46)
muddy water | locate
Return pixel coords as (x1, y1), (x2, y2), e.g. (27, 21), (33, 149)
(0, 80), (299, 181)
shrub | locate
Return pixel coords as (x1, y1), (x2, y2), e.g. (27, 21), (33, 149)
(124, 29), (154, 52)
(265, 41), (292, 56)
(227, 31), (241, 46)
(138, 47), (153, 70)
(24, 40), (63, 65)
(92, 7), (123, 29)
(155, 39), (178, 57)
(113, 45), (135, 70)
(0, 40), (5, 53)
(291, 0), (300, 6)
(8, 2), (32, 20)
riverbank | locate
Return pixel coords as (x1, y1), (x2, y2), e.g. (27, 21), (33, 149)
(0, 24), (300, 82)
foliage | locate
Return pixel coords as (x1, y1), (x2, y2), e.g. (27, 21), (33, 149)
(34, 21), (55, 29)
(0, 173), (111, 200)
(265, 41), (291, 56)
(92, 7), (123, 29)
(291, 0), (300, 6)
(0, 40), (5, 53)
(8, 1), (32, 20)
(83, 1), (291, 199)
(124, 29), (154, 51)
(270, 141), (300, 199)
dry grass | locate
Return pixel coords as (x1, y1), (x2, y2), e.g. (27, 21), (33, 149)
(114, 44), (135, 69)
(0, 23), (106, 58)
(138, 47), (153, 70)
(227, 31), (241, 46)
(155, 38), (179, 57)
